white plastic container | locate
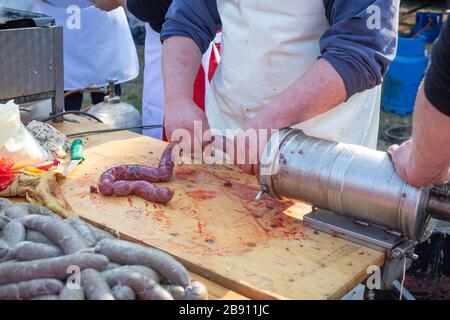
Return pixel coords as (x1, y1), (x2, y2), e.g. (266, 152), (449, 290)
(0, 100), (49, 168)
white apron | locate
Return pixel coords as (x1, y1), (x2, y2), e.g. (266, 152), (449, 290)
(207, 0), (381, 148)
(32, 1), (139, 90)
(201, 33), (222, 101)
(142, 28), (221, 139)
(142, 24), (164, 139)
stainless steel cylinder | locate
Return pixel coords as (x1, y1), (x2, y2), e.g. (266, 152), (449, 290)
(259, 129), (436, 242)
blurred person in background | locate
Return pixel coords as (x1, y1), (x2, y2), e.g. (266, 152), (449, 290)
(92, 0), (221, 140)
(32, 0), (139, 111)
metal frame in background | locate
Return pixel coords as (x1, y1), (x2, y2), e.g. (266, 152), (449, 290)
(0, 9), (64, 122)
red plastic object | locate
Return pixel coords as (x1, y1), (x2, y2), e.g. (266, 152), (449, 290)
(0, 157), (15, 191)
(31, 158), (61, 171)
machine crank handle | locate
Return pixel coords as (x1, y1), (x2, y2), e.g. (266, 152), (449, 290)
(427, 187), (450, 222)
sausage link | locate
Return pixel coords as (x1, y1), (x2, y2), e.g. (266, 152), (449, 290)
(0, 279), (64, 300)
(0, 253), (109, 285)
(14, 241), (63, 261)
(59, 284), (85, 300)
(98, 144), (175, 203)
(2, 220), (26, 247)
(95, 239), (189, 287)
(23, 215), (88, 254)
(110, 181), (174, 204)
(111, 285), (136, 300)
(81, 268), (115, 300)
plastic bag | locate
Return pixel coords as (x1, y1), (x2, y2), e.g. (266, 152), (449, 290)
(0, 157), (15, 191)
(0, 100), (49, 168)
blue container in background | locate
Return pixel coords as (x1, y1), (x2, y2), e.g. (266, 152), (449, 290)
(410, 12), (443, 44)
(382, 36), (429, 116)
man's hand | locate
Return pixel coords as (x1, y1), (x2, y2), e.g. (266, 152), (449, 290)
(389, 141), (450, 187)
(228, 58), (346, 180)
(231, 119), (274, 179)
(164, 98), (212, 161)
(91, 0), (127, 11)
(162, 37), (205, 162)
(388, 86), (450, 188)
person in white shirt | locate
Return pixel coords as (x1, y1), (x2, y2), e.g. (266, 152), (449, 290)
(32, 0), (139, 111)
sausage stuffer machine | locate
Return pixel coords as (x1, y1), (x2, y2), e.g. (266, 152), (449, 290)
(257, 129), (450, 288)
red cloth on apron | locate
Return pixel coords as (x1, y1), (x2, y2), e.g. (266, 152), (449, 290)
(193, 66), (206, 112)
(163, 41), (221, 141)
(193, 41), (221, 111)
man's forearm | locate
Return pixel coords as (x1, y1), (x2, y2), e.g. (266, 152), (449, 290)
(161, 36), (211, 149)
(390, 11), (450, 187)
(407, 86), (450, 184)
(251, 59), (347, 130)
(162, 36), (202, 104)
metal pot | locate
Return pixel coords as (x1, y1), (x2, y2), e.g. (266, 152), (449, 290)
(88, 79), (142, 134)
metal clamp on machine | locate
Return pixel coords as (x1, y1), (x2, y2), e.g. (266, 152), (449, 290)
(257, 128), (450, 290)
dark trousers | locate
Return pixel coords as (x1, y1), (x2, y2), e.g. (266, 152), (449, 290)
(64, 84), (122, 111)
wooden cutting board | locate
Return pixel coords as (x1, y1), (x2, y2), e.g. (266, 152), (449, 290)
(57, 118), (384, 300)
